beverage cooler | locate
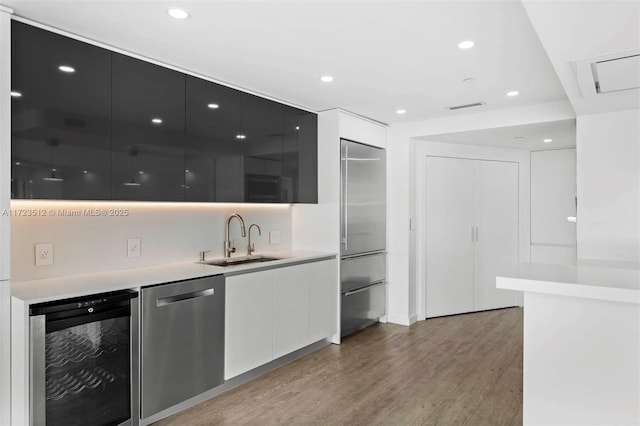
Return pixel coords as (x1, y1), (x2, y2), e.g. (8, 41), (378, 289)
(29, 290), (139, 426)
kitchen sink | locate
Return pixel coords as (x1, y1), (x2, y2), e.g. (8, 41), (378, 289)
(198, 255), (284, 267)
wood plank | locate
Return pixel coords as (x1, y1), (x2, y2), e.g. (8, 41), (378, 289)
(154, 308), (523, 426)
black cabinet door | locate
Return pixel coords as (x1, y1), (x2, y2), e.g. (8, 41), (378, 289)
(11, 21), (112, 200)
(111, 54), (185, 201)
(283, 106), (318, 203)
(185, 76), (242, 202)
(239, 94), (284, 203)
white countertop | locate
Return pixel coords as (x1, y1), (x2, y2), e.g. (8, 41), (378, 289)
(11, 250), (336, 304)
(497, 263), (640, 304)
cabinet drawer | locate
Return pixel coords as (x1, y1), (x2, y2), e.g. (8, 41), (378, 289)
(341, 282), (386, 337)
(340, 252), (386, 292)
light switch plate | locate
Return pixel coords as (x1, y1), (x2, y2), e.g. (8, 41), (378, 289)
(269, 231), (280, 245)
(35, 243), (54, 266)
(127, 238), (141, 258)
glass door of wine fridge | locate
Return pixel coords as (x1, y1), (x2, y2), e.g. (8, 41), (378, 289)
(30, 290), (139, 426)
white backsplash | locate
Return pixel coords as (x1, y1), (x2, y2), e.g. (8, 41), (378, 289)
(11, 201), (292, 282)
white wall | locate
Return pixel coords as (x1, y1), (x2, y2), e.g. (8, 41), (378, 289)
(387, 100), (575, 325)
(577, 109), (640, 267)
(530, 149), (577, 264)
(11, 201), (292, 281)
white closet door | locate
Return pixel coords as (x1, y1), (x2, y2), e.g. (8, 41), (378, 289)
(425, 156), (475, 317)
(474, 160), (519, 311)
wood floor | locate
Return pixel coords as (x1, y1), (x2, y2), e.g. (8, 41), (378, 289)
(155, 308), (523, 426)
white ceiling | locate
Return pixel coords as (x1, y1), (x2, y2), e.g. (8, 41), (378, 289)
(417, 119), (576, 151)
(522, 0), (640, 115)
(3, 0), (569, 125)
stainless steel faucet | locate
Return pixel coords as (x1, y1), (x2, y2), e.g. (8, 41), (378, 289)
(247, 224), (261, 255)
(224, 214), (246, 257)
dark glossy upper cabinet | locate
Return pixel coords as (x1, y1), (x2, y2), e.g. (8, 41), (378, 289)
(11, 21), (112, 200)
(283, 106), (318, 203)
(11, 22), (318, 203)
(240, 94), (284, 203)
(111, 54), (186, 201)
(185, 76), (241, 202)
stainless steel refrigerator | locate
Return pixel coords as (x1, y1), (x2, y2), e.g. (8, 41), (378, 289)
(340, 139), (386, 337)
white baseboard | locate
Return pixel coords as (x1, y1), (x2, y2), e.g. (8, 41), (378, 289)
(386, 314), (418, 326)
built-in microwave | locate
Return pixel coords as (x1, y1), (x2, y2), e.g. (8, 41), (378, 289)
(245, 173), (281, 203)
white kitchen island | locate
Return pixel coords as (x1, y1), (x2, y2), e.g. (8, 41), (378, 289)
(497, 263), (640, 425)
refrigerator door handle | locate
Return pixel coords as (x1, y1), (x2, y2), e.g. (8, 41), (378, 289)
(342, 143), (349, 251)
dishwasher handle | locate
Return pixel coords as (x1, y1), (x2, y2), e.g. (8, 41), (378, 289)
(156, 288), (214, 307)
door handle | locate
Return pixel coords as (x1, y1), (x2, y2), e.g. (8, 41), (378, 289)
(156, 288), (214, 307)
(343, 281), (386, 296)
(342, 143), (349, 251)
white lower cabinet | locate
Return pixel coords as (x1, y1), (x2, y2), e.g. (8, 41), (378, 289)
(225, 259), (337, 380)
(307, 261), (338, 343)
(272, 265), (309, 359)
(224, 269), (273, 380)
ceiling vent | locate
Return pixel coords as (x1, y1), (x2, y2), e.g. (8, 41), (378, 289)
(448, 102), (485, 111)
(574, 50), (640, 98)
(591, 54), (640, 94)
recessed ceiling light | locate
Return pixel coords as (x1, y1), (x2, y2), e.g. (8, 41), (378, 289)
(168, 8), (189, 19)
(320, 75), (334, 83)
(543, 138), (553, 143)
(506, 90), (519, 97)
(396, 109), (406, 114)
(207, 103), (219, 109)
(458, 40), (475, 49)
(10, 91), (22, 97)
(58, 65), (75, 73)
(236, 134), (246, 140)
(151, 118), (163, 124)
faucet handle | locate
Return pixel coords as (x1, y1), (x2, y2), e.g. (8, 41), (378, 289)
(199, 250), (212, 262)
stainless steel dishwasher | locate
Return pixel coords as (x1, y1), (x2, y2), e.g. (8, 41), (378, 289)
(141, 275), (224, 419)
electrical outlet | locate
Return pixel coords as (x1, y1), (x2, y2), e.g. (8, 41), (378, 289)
(35, 243), (54, 266)
(127, 238), (141, 258)
(269, 230), (280, 245)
